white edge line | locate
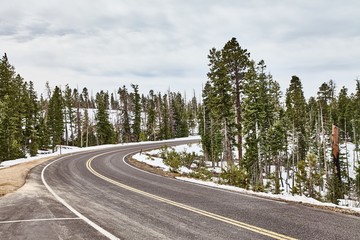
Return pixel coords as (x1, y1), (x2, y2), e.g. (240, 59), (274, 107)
(41, 156), (120, 240)
(0, 217), (80, 224)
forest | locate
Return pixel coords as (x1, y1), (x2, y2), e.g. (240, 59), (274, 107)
(0, 53), (197, 161)
(200, 37), (360, 204)
(1, 36), (360, 204)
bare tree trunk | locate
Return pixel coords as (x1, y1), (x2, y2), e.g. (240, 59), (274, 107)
(65, 111), (69, 146)
(256, 121), (263, 185)
(235, 74), (242, 164)
(223, 118), (233, 167)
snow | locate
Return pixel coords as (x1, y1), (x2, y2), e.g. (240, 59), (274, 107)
(132, 141), (360, 213)
(132, 153), (170, 172)
(0, 135), (201, 168)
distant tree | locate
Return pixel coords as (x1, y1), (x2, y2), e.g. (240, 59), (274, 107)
(48, 86), (64, 152)
(160, 94), (171, 139)
(24, 81), (39, 156)
(131, 84), (141, 142)
(187, 93), (198, 135)
(95, 91), (114, 145)
(337, 87), (351, 140)
(171, 92), (189, 138)
(118, 86), (131, 142)
(147, 90), (157, 140)
(63, 85), (76, 145)
(285, 76), (308, 163)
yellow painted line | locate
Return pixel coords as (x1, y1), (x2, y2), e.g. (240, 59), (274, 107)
(86, 153), (297, 240)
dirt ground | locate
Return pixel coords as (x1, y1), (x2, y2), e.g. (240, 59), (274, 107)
(0, 157), (54, 197)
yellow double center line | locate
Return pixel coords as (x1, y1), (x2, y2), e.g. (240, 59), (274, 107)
(86, 153), (297, 240)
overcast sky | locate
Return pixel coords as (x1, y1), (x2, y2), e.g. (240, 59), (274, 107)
(1, 0), (359, 99)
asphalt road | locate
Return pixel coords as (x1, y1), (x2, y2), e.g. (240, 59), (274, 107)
(1, 139), (359, 240)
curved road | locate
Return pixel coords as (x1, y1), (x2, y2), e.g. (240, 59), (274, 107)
(1, 139), (359, 239)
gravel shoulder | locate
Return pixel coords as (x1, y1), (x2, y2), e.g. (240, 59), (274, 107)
(0, 157), (55, 197)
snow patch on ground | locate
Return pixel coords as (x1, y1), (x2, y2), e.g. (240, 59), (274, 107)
(133, 144), (360, 213)
(176, 177), (360, 213)
(0, 135), (201, 168)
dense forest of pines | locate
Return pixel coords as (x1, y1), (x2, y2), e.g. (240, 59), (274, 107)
(0, 53), (197, 162)
(1, 37), (360, 204)
(200, 37), (360, 203)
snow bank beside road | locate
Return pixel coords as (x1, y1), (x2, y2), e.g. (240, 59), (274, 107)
(0, 135), (201, 168)
(132, 141), (360, 214)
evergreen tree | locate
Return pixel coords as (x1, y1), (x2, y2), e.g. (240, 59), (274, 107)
(23, 81), (39, 156)
(160, 94), (171, 139)
(337, 87), (351, 140)
(0, 54), (27, 160)
(48, 86), (64, 152)
(222, 37), (250, 163)
(131, 84), (141, 142)
(242, 60), (284, 188)
(147, 90), (157, 140)
(200, 81), (223, 167)
(95, 91), (114, 145)
(285, 76), (308, 164)
(207, 47), (235, 165)
(73, 87), (82, 147)
(187, 93), (198, 135)
(81, 87), (90, 147)
(171, 92), (189, 138)
(63, 85), (76, 145)
(118, 86), (131, 142)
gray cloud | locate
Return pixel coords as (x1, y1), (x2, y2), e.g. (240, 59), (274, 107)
(1, 0), (359, 98)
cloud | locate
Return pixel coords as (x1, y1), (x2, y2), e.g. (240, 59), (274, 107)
(1, 0), (359, 99)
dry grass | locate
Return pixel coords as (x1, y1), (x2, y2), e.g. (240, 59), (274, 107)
(127, 157), (181, 178)
(0, 157), (54, 197)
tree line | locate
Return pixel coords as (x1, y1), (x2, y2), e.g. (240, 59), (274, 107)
(0, 53), (198, 162)
(200, 37), (360, 203)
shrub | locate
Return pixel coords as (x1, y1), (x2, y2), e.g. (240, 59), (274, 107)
(219, 165), (249, 189)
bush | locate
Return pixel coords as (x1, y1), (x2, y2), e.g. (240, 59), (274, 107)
(219, 165), (249, 189)
(189, 167), (212, 181)
(162, 149), (181, 172)
(160, 145), (199, 173)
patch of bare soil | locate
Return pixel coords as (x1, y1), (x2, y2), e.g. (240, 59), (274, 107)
(0, 157), (55, 197)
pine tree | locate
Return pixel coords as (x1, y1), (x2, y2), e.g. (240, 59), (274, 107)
(337, 87), (351, 140)
(63, 85), (76, 146)
(95, 91), (114, 145)
(81, 87), (90, 147)
(160, 94), (171, 140)
(207, 48), (235, 165)
(48, 86), (64, 152)
(23, 81), (39, 156)
(0, 54), (27, 160)
(147, 90), (157, 140)
(187, 93), (198, 135)
(200, 81), (223, 167)
(72, 87), (82, 147)
(222, 37), (250, 163)
(131, 84), (141, 142)
(285, 76), (308, 163)
(242, 60), (284, 189)
(118, 86), (131, 142)
(171, 92), (189, 138)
